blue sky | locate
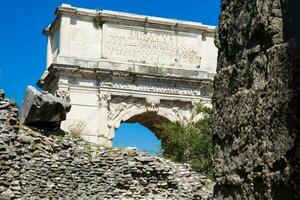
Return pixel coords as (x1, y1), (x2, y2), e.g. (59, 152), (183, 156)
(0, 0), (220, 154)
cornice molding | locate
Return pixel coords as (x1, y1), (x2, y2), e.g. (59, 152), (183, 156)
(43, 4), (216, 36)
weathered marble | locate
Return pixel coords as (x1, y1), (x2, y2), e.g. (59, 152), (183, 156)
(38, 4), (217, 146)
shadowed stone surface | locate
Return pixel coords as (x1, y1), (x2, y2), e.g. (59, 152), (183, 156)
(19, 86), (71, 128)
(213, 0), (299, 199)
(0, 90), (214, 199)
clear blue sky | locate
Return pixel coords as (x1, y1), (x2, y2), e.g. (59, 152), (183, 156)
(0, 0), (220, 154)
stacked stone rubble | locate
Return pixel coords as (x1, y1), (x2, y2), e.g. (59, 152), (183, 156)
(0, 91), (214, 200)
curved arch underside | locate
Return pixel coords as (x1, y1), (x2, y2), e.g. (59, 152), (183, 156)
(125, 111), (170, 139)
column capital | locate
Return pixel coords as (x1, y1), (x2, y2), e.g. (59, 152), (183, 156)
(97, 92), (111, 107)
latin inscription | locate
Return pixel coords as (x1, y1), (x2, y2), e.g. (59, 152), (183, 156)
(104, 26), (201, 67)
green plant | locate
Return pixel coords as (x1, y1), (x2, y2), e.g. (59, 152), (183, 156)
(68, 122), (85, 139)
(157, 102), (214, 179)
(17, 124), (29, 130)
(56, 132), (65, 141)
(93, 11), (102, 28)
(30, 140), (40, 150)
(85, 143), (94, 160)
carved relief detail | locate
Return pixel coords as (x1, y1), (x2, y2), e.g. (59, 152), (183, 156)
(97, 92), (111, 107)
(146, 97), (160, 112)
(55, 88), (70, 102)
(160, 100), (192, 124)
(107, 97), (144, 125)
(106, 96), (194, 132)
(99, 81), (202, 96)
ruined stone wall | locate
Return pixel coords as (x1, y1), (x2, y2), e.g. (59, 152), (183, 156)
(0, 91), (214, 200)
(213, 0), (299, 199)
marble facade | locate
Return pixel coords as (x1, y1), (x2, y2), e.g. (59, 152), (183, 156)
(38, 4), (218, 146)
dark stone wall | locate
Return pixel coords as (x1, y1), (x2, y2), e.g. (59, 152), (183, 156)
(213, 0), (299, 199)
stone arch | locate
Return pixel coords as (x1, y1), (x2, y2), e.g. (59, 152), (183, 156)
(108, 105), (181, 140)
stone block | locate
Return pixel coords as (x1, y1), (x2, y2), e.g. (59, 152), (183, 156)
(19, 86), (71, 128)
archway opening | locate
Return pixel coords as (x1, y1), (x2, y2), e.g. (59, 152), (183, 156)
(113, 122), (162, 156)
(112, 112), (170, 156)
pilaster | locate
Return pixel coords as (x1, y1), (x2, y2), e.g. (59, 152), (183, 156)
(97, 91), (112, 146)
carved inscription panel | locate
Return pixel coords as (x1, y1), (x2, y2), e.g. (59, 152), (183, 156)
(103, 24), (201, 68)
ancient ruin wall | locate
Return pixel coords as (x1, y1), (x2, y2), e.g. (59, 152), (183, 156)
(213, 0), (299, 199)
(0, 91), (214, 200)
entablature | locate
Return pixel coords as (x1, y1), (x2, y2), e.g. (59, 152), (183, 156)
(38, 64), (213, 101)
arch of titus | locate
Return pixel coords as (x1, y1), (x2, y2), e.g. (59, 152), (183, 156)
(38, 4), (218, 146)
